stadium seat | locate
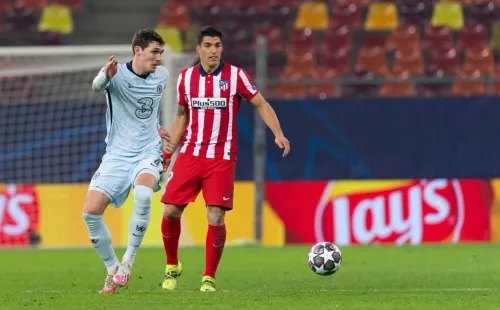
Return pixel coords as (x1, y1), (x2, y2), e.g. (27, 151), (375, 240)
(428, 47), (460, 75)
(322, 25), (353, 53)
(200, 0), (234, 8)
(154, 26), (182, 52)
(0, 14), (3, 35)
(287, 28), (316, 54)
(36, 31), (61, 45)
(0, 0), (12, 13)
(320, 46), (351, 76)
(392, 48), (424, 76)
(463, 45), (494, 74)
(363, 33), (388, 49)
(237, 0), (269, 12)
(337, 0), (371, 6)
(422, 26), (454, 51)
(342, 71), (379, 97)
(253, 24), (284, 52)
(355, 46), (389, 76)
(233, 0), (270, 24)
(430, 2), (464, 30)
(294, 0), (329, 30)
(38, 4), (73, 34)
(51, 0), (82, 10)
(457, 22), (488, 51)
(267, 84), (308, 99)
(386, 24), (420, 51)
(491, 22), (500, 51)
(398, 0), (432, 25)
(330, 4), (361, 29)
(280, 62), (321, 81)
(450, 82), (487, 96)
(379, 81), (414, 97)
(469, 3), (496, 25)
(271, 0), (303, 6)
(16, 0), (47, 9)
(308, 85), (336, 99)
(365, 2), (399, 30)
(5, 8), (38, 32)
(158, 3), (190, 30)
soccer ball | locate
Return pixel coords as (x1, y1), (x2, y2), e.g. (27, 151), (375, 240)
(308, 242), (342, 276)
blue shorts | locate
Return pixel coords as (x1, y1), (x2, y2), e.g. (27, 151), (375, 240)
(88, 149), (162, 207)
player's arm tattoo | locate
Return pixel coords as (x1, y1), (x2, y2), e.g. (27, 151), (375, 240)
(177, 106), (185, 116)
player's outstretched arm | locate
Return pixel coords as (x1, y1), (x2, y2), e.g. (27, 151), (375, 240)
(162, 105), (189, 171)
(92, 56), (118, 92)
(250, 93), (290, 157)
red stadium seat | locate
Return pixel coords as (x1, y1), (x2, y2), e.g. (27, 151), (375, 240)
(457, 22), (488, 51)
(16, 0), (46, 9)
(392, 48), (424, 76)
(51, 0), (81, 10)
(0, 0), (12, 13)
(200, 0), (234, 8)
(253, 24), (284, 52)
(158, 3), (190, 30)
(463, 45), (494, 74)
(379, 82), (414, 97)
(450, 82), (487, 96)
(267, 84), (308, 99)
(423, 26), (454, 51)
(320, 46), (352, 76)
(386, 24), (420, 51)
(330, 4), (361, 29)
(355, 46), (390, 76)
(428, 47), (460, 75)
(308, 85), (336, 99)
(322, 25), (353, 53)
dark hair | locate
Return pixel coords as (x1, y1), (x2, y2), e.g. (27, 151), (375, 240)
(132, 28), (165, 55)
(197, 26), (223, 45)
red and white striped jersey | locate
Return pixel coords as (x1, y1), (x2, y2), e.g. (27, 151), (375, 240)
(176, 60), (258, 161)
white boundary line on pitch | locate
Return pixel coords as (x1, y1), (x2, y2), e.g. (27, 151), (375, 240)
(24, 288), (495, 294)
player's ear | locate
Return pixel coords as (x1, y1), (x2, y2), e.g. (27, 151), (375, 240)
(133, 45), (141, 56)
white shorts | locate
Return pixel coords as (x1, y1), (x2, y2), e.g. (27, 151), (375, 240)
(89, 149), (163, 207)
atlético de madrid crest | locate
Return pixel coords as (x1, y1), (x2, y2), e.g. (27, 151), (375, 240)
(219, 79), (229, 91)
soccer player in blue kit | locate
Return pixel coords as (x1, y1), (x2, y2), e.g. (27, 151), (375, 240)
(82, 29), (170, 294)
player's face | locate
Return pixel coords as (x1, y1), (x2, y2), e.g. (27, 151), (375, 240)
(197, 36), (223, 70)
(136, 41), (164, 73)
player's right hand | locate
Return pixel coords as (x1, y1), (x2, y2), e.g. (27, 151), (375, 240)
(104, 56), (118, 79)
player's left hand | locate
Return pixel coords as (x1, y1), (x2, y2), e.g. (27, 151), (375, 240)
(158, 126), (171, 142)
(162, 158), (171, 172)
(275, 135), (290, 157)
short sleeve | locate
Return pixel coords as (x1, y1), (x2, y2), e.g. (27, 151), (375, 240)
(236, 68), (258, 101)
(177, 71), (187, 106)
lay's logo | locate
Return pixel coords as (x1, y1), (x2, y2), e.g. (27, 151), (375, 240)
(314, 179), (466, 246)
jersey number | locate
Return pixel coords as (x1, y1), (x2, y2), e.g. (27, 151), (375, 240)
(136, 97), (154, 119)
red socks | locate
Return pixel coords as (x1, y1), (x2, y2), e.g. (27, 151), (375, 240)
(162, 218), (226, 278)
(161, 217), (181, 265)
(203, 224), (227, 278)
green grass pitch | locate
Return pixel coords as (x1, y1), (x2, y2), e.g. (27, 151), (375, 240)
(1, 244), (499, 309)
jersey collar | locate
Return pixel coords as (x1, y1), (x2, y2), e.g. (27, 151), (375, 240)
(198, 59), (225, 77)
(127, 61), (150, 79)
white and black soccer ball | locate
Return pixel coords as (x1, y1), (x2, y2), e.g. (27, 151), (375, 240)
(308, 242), (342, 276)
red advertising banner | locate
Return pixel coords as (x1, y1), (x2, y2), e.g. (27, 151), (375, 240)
(0, 184), (40, 246)
(265, 179), (492, 245)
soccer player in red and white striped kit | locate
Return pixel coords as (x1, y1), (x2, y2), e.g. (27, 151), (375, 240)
(160, 26), (290, 291)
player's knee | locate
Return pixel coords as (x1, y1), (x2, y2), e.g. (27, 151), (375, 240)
(163, 203), (184, 220)
(134, 185), (153, 216)
(206, 206), (225, 226)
